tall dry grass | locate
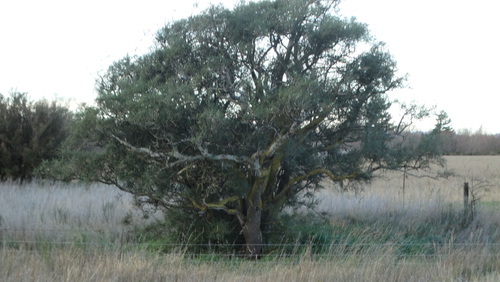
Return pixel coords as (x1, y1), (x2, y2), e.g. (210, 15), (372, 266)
(317, 155), (500, 217)
(1, 156), (500, 281)
(0, 181), (156, 243)
(1, 243), (499, 281)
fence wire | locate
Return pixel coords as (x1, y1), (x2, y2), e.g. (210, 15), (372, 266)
(2, 227), (500, 260)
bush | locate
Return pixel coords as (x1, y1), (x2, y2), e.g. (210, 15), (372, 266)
(138, 208), (244, 255)
(0, 92), (72, 181)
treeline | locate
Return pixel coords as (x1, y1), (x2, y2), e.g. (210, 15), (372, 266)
(0, 92), (72, 181)
(443, 129), (500, 155)
(0, 92), (499, 181)
(404, 130), (500, 156)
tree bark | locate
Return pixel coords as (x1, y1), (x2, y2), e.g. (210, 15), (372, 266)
(241, 153), (283, 258)
(242, 174), (267, 258)
(242, 204), (263, 258)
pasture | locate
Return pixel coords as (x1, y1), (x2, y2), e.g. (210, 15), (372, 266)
(1, 156), (500, 281)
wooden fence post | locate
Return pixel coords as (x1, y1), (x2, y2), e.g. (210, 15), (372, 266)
(463, 182), (470, 222)
(463, 182), (469, 209)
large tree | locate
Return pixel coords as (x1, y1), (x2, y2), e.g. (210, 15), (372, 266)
(50, 0), (444, 256)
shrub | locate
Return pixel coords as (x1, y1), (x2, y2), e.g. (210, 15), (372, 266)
(0, 92), (72, 181)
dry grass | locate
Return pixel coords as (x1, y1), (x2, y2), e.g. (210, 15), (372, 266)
(0, 181), (156, 243)
(317, 155), (500, 217)
(1, 245), (499, 281)
(1, 156), (500, 281)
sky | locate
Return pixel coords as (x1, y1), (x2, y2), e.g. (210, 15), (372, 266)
(1, 0), (499, 133)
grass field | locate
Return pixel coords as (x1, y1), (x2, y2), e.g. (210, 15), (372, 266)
(1, 156), (500, 281)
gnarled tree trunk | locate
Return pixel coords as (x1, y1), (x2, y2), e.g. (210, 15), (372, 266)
(242, 204), (264, 258)
(241, 174), (267, 258)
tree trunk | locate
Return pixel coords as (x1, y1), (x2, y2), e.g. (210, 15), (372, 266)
(242, 204), (263, 258)
(242, 162), (276, 258)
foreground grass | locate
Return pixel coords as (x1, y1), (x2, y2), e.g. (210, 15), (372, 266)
(2, 203), (500, 281)
(1, 156), (500, 281)
(1, 241), (500, 281)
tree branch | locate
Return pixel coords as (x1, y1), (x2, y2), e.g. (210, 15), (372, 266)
(187, 194), (245, 226)
(204, 196), (245, 226)
(111, 134), (165, 158)
(263, 121), (299, 159)
(273, 168), (357, 204)
(111, 134), (253, 169)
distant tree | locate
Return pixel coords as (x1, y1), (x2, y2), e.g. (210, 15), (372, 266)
(0, 92), (72, 181)
(433, 110), (453, 134)
(421, 110), (454, 155)
(47, 0), (445, 256)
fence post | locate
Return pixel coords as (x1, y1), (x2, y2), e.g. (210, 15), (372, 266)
(463, 182), (470, 222)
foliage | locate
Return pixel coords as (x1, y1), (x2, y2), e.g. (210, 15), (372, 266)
(0, 92), (72, 181)
(46, 0), (445, 256)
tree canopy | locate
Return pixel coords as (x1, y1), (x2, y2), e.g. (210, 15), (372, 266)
(48, 0), (446, 256)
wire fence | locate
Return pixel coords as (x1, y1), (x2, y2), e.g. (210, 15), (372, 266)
(3, 227), (500, 260)
(3, 240), (500, 250)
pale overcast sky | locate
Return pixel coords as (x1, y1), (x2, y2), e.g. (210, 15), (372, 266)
(1, 0), (499, 133)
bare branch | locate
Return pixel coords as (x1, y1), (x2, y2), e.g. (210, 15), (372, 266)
(111, 134), (254, 169)
(111, 134), (164, 158)
(263, 122), (300, 159)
